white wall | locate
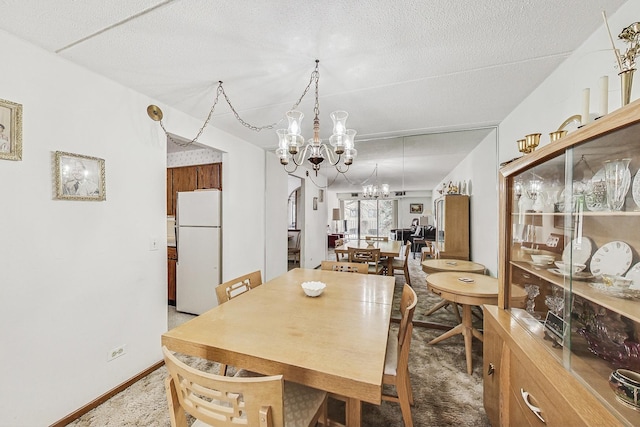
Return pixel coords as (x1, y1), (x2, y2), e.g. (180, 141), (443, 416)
(265, 152), (289, 280)
(0, 29), (266, 425)
(397, 193), (432, 228)
(289, 166), (328, 269)
(435, 129), (499, 275)
(499, 2), (640, 162)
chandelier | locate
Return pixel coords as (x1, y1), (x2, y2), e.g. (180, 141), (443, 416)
(145, 60), (356, 176)
(276, 60), (357, 175)
(362, 164), (389, 198)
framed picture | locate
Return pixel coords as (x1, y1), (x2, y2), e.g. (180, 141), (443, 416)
(0, 98), (23, 161)
(54, 151), (106, 201)
(410, 203), (423, 214)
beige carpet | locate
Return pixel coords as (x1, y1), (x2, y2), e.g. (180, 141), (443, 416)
(67, 255), (490, 426)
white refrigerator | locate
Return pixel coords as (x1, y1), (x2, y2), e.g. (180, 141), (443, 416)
(176, 190), (221, 315)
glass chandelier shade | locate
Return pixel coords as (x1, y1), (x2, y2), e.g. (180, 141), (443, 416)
(276, 61), (357, 175)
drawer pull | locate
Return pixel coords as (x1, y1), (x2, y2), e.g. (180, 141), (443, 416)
(520, 388), (545, 423)
(487, 363), (495, 376)
(522, 274), (531, 279)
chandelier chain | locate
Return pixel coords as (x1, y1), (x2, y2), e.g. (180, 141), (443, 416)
(160, 65), (320, 146)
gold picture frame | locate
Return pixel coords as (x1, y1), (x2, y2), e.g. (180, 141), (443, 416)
(54, 151), (106, 201)
(0, 98), (23, 161)
(410, 203), (423, 214)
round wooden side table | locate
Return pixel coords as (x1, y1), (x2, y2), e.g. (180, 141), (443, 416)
(421, 259), (486, 319)
(425, 271), (526, 375)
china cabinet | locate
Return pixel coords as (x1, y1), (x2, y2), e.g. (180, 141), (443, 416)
(434, 194), (469, 260)
(485, 99), (640, 426)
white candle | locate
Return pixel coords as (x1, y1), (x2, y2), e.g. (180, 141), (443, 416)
(599, 75), (609, 117)
(581, 88), (590, 125)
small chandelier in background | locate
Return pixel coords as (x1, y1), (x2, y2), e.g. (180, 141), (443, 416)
(362, 164), (389, 198)
(277, 60), (357, 175)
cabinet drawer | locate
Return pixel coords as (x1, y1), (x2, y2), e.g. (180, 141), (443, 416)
(509, 351), (579, 426)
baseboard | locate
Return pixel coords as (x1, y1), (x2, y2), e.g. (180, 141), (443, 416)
(49, 360), (165, 427)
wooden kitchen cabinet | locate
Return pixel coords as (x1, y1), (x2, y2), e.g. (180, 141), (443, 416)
(434, 194), (469, 260)
(167, 246), (177, 305)
(166, 163), (222, 216)
(486, 99), (640, 426)
(196, 163), (221, 190)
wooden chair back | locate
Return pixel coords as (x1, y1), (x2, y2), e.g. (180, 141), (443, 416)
(163, 346), (285, 427)
(400, 241), (411, 262)
(365, 236), (389, 241)
(398, 284), (418, 347)
(334, 239), (349, 261)
(348, 247), (381, 264)
(320, 260), (368, 274)
(348, 247), (383, 274)
(216, 270), (263, 304)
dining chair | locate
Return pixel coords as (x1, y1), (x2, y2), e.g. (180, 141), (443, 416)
(287, 230), (301, 265)
(215, 270), (263, 304)
(330, 284), (417, 426)
(214, 270), (262, 375)
(333, 238), (349, 262)
(162, 346), (327, 427)
(390, 241), (412, 285)
(347, 247), (384, 274)
(380, 284), (418, 426)
(320, 260), (368, 274)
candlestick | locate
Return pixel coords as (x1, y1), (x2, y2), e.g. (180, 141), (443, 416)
(581, 88), (590, 125)
(599, 76), (609, 117)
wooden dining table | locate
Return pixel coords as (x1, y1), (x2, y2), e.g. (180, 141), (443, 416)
(335, 239), (402, 276)
(161, 268), (395, 427)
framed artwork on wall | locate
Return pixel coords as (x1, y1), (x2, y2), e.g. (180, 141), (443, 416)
(410, 203), (423, 214)
(0, 98), (23, 161)
(54, 151), (106, 201)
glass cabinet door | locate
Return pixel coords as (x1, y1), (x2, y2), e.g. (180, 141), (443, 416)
(506, 118), (640, 425)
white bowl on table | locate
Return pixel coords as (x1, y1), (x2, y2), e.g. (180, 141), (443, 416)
(301, 281), (326, 297)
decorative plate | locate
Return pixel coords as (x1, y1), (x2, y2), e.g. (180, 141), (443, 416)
(561, 237), (593, 265)
(633, 169), (640, 210)
(549, 268), (594, 280)
(625, 262), (640, 290)
(589, 241), (633, 277)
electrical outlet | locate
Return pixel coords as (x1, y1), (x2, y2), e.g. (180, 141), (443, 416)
(108, 345), (126, 362)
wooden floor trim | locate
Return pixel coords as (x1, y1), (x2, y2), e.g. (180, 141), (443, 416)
(49, 360), (165, 427)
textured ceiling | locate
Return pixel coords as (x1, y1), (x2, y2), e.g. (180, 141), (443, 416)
(0, 0), (627, 192)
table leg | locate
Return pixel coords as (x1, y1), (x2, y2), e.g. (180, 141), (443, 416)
(346, 397), (361, 426)
(428, 323), (464, 345)
(462, 304), (474, 375)
(424, 299), (448, 316)
(386, 258), (394, 276)
(427, 303), (480, 375)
